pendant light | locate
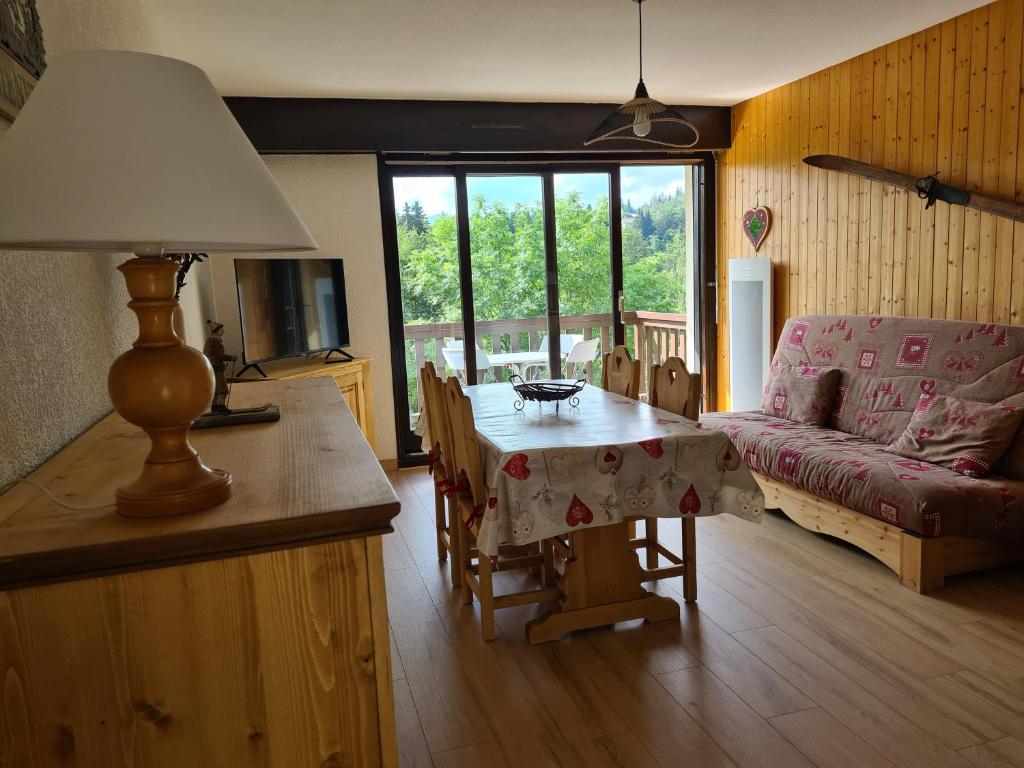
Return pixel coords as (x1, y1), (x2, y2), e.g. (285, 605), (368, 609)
(585, 0), (700, 148)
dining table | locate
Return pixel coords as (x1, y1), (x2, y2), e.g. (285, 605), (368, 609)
(461, 382), (765, 643)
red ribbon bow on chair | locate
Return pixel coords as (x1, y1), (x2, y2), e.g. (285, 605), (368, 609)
(444, 478), (469, 498)
(465, 503), (484, 530)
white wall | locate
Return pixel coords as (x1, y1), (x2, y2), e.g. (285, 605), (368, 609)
(209, 154), (397, 461)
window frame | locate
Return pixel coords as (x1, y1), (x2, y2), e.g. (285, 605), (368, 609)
(378, 152), (717, 465)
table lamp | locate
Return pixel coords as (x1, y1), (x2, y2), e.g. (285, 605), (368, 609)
(0, 51), (317, 517)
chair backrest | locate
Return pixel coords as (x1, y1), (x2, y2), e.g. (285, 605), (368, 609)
(420, 361), (457, 465)
(419, 361), (441, 455)
(441, 346), (465, 372)
(565, 338), (600, 365)
(442, 344), (490, 366)
(601, 345), (641, 399)
(474, 345), (491, 368)
(649, 356), (701, 420)
(443, 376), (487, 507)
(537, 333), (578, 355)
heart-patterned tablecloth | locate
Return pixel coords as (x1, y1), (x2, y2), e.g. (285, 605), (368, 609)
(461, 383), (765, 557)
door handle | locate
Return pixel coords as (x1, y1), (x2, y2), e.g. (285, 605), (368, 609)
(617, 290), (625, 315)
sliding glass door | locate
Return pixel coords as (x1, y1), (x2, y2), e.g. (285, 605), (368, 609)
(465, 172), (617, 385)
(554, 172), (614, 383)
(382, 158), (710, 464)
(620, 165), (699, 393)
(390, 173), (465, 447)
(467, 174), (548, 384)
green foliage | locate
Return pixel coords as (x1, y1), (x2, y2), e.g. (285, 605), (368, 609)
(397, 185), (689, 414)
(398, 213), (460, 325)
(621, 190), (688, 314)
(553, 191), (612, 317)
(469, 195), (547, 321)
(399, 187), (687, 324)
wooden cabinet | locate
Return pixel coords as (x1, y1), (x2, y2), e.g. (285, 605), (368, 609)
(236, 357), (376, 451)
(0, 380), (399, 767)
(333, 363), (372, 441)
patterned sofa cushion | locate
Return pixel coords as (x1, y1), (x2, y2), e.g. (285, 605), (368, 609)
(888, 394), (1024, 477)
(701, 411), (1024, 541)
(761, 366), (841, 425)
(769, 315), (1024, 478)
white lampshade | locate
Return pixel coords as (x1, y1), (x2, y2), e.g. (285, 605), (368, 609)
(0, 50), (317, 253)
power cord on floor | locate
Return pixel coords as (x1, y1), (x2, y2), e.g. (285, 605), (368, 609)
(0, 478), (116, 511)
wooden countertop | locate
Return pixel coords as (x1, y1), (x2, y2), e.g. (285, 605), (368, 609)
(0, 378), (400, 591)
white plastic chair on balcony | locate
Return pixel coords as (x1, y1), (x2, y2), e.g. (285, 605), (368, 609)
(441, 344), (492, 384)
(522, 333), (582, 380)
(565, 338), (601, 381)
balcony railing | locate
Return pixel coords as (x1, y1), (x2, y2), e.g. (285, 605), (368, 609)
(624, 310), (689, 389)
(403, 310), (686, 396)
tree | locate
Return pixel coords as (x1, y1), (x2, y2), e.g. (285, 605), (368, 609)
(398, 200), (429, 234)
(638, 209), (655, 240)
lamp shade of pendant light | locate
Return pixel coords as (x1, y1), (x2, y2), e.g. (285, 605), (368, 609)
(584, 0), (700, 149)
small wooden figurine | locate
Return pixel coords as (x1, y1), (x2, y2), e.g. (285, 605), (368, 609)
(203, 320), (237, 413)
(194, 321), (279, 430)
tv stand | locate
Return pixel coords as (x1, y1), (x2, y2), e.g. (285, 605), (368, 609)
(229, 357), (376, 452)
(236, 361), (268, 378)
(323, 348), (355, 364)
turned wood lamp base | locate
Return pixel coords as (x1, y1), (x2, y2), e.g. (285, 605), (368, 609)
(115, 459), (231, 518)
(108, 255), (232, 517)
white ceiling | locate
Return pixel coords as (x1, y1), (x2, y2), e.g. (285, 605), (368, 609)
(146, 0), (989, 106)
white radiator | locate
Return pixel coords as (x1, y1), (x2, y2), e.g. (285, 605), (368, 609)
(727, 257), (773, 411)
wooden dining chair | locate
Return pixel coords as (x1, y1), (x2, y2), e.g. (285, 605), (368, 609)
(442, 376), (560, 641)
(634, 356), (701, 601)
(419, 361), (460, 587)
(601, 344), (641, 400)
(603, 345), (643, 557)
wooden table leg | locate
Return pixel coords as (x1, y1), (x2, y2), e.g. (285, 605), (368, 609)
(525, 521), (680, 644)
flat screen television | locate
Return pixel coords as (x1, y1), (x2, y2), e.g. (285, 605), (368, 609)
(234, 258), (351, 376)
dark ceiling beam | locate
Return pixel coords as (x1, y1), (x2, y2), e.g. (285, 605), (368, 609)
(224, 97), (731, 154)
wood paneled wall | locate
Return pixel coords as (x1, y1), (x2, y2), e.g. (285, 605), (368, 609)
(716, 0), (1024, 407)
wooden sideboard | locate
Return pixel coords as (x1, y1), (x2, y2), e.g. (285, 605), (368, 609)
(0, 379), (400, 767)
(234, 357), (376, 451)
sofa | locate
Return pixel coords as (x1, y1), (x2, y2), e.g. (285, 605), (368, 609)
(702, 314), (1024, 592)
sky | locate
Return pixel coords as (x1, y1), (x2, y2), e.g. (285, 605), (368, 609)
(392, 165), (688, 217)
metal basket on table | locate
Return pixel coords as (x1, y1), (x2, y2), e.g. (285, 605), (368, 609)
(509, 374), (586, 412)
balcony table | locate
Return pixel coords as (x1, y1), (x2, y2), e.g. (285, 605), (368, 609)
(460, 382), (765, 643)
(486, 349), (564, 379)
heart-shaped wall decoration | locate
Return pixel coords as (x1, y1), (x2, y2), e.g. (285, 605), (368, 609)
(742, 207), (771, 251)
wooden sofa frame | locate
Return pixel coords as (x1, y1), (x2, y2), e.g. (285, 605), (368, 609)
(754, 472), (1022, 592)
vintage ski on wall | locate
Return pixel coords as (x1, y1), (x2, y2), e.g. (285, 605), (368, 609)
(804, 154), (1024, 224)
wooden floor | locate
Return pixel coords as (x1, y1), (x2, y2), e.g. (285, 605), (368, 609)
(384, 469), (1024, 768)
